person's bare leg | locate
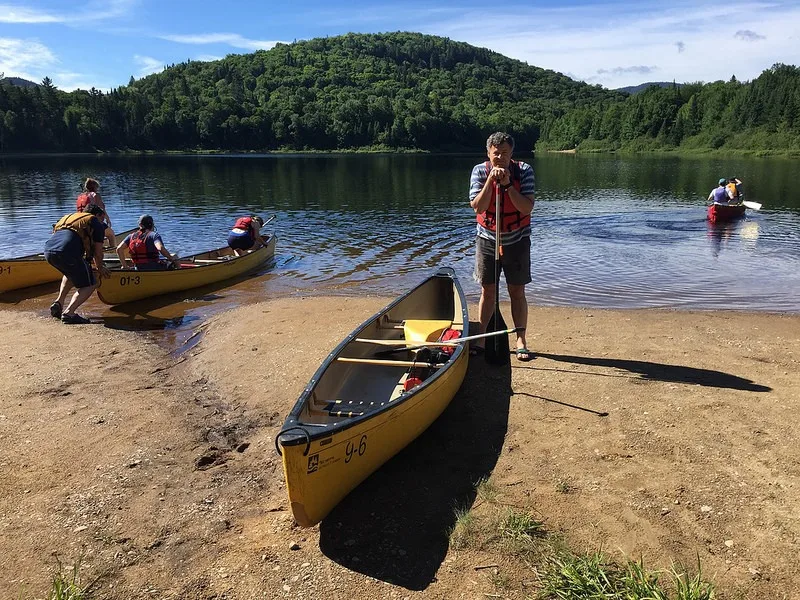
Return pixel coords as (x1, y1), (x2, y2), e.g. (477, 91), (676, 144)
(508, 283), (529, 354)
(104, 227), (117, 249)
(473, 283), (496, 352)
(62, 283), (98, 316)
(50, 276), (73, 316)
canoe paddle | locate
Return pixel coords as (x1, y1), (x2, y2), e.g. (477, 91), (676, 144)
(486, 183), (509, 365)
(742, 200), (761, 210)
(368, 327), (523, 356)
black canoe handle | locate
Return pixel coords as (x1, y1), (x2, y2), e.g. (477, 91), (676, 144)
(275, 426), (312, 457)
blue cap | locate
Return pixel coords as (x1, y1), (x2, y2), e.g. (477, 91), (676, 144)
(718, 178), (727, 185)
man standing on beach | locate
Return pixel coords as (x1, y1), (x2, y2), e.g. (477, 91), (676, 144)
(469, 131), (535, 361)
(44, 204), (111, 324)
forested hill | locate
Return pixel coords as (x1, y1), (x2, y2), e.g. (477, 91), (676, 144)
(539, 64), (800, 155)
(0, 32), (623, 153)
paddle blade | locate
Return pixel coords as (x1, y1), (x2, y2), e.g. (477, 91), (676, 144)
(485, 310), (509, 365)
(742, 200), (762, 210)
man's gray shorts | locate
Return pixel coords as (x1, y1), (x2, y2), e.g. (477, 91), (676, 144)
(474, 236), (531, 285)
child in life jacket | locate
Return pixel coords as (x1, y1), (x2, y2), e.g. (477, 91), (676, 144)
(76, 177), (116, 247)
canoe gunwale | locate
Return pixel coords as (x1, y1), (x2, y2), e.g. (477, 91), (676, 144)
(277, 266), (469, 449)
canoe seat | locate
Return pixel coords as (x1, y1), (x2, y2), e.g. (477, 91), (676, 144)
(324, 399), (373, 418)
(403, 319), (452, 343)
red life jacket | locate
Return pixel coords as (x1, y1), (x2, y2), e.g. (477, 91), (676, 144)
(233, 216), (256, 239)
(475, 160), (530, 233)
(128, 231), (160, 264)
(76, 192), (92, 211)
(76, 192), (105, 212)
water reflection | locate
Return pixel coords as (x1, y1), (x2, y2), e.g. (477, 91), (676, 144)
(1, 154), (799, 319)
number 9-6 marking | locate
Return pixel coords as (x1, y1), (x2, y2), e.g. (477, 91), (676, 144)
(344, 435), (367, 463)
(119, 275), (141, 286)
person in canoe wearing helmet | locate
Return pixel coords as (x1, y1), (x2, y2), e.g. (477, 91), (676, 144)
(708, 178), (730, 204)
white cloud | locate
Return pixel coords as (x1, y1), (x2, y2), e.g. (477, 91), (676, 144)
(355, 0), (800, 88)
(0, 5), (60, 23)
(158, 32), (282, 51)
(0, 0), (135, 24)
(134, 54), (165, 77)
(195, 54), (223, 62)
(0, 37), (56, 79)
(51, 71), (114, 92)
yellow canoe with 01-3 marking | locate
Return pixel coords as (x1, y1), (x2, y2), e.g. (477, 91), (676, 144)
(276, 267), (469, 527)
(96, 234), (276, 305)
(0, 228), (136, 294)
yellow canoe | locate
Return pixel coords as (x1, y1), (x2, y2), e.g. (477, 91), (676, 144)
(0, 228), (135, 294)
(96, 235), (276, 305)
(276, 267), (469, 527)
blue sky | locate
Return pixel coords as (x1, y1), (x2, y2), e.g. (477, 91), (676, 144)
(1, 0), (799, 91)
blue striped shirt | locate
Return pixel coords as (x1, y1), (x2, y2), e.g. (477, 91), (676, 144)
(469, 160), (535, 246)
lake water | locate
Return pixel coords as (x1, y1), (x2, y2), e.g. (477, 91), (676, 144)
(1, 153), (799, 340)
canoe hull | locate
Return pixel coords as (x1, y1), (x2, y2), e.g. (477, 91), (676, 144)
(277, 267), (469, 527)
(97, 236), (276, 305)
(0, 258), (63, 293)
(707, 202), (746, 224)
(0, 228), (136, 294)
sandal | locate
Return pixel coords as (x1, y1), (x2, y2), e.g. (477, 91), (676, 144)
(515, 348), (533, 362)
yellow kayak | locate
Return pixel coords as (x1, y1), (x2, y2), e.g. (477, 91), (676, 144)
(96, 235), (276, 305)
(0, 228), (135, 294)
(276, 267), (469, 527)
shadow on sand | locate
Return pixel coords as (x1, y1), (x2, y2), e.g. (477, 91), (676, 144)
(534, 352), (771, 392)
(318, 322), (511, 591)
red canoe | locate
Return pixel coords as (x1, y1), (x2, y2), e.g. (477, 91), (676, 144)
(707, 202), (746, 224)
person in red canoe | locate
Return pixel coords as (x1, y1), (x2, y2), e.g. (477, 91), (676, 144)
(708, 178), (730, 204)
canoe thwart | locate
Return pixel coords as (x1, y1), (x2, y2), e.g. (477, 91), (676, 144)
(335, 357), (447, 368)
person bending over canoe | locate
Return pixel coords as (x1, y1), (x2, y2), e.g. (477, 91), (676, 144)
(228, 215), (267, 256)
(116, 215), (179, 271)
(77, 177), (117, 248)
(469, 131), (535, 361)
(44, 204), (111, 325)
(708, 178), (730, 204)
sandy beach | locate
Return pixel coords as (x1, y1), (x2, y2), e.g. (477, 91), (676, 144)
(1, 299), (798, 599)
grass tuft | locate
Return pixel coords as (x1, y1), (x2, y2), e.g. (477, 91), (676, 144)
(449, 505), (479, 550)
(47, 555), (87, 600)
(539, 551), (716, 599)
(475, 477), (499, 504)
(498, 508), (544, 543)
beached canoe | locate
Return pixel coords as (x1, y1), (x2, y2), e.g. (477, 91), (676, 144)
(276, 267), (469, 527)
(0, 228), (136, 294)
(96, 235), (276, 305)
(707, 202), (746, 224)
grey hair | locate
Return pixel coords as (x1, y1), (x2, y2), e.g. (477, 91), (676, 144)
(486, 132), (515, 151)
